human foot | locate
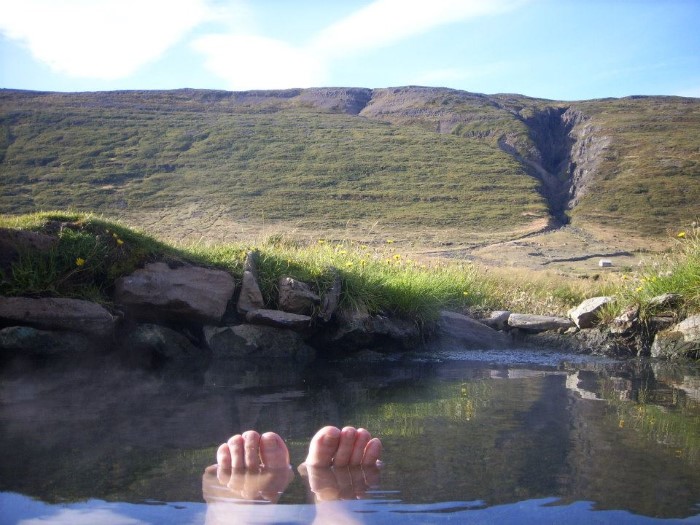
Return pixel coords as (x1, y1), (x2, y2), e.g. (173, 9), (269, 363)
(217, 430), (291, 471)
(303, 426), (382, 468)
(299, 426), (382, 502)
(203, 431), (293, 503)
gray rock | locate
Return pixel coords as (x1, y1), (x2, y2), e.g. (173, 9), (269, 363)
(0, 325), (97, 356)
(610, 306), (640, 335)
(568, 296), (614, 329)
(237, 252), (264, 314)
(481, 310), (511, 331)
(0, 228), (57, 275)
(322, 307), (420, 351)
(438, 310), (510, 349)
(319, 271), (341, 322)
(246, 309), (312, 331)
(0, 296), (116, 336)
(278, 276), (320, 315)
(205, 323), (315, 362)
(121, 323), (203, 365)
(508, 313), (574, 332)
(114, 262), (235, 324)
(648, 293), (683, 309)
(651, 315), (700, 359)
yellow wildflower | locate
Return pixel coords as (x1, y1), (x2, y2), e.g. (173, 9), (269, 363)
(677, 231), (686, 238)
(117, 239), (124, 245)
(75, 257), (86, 267)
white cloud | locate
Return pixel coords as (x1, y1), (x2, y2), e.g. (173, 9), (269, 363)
(0, 0), (530, 89)
(0, 0), (213, 79)
(194, 0), (529, 90)
(193, 34), (325, 90)
(310, 0), (527, 59)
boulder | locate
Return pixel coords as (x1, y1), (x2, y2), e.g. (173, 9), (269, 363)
(319, 271), (342, 322)
(278, 277), (320, 315)
(321, 307), (420, 352)
(120, 323), (204, 366)
(651, 315), (700, 359)
(508, 313), (574, 332)
(0, 296), (116, 336)
(568, 296), (614, 329)
(246, 309), (312, 331)
(438, 311), (510, 349)
(480, 310), (511, 331)
(204, 323), (315, 362)
(0, 325), (97, 356)
(114, 262), (235, 324)
(237, 252), (265, 314)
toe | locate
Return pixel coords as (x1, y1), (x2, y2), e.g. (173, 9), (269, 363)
(242, 430), (261, 470)
(227, 435), (246, 470)
(305, 425), (341, 467)
(331, 426), (357, 467)
(349, 428), (371, 466)
(259, 432), (290, 469)
(217, 442), (232, 470)
(362, 437), (382, 467)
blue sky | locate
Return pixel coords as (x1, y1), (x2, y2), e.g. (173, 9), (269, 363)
(1, 0), (699, 101)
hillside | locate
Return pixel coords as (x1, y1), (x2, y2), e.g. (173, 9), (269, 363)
(1, 87), (698, 267)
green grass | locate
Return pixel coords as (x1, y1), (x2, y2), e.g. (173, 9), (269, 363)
(3, 212), (697, 328)
(570, 98), (700, 236)
(0, 89), (547, 245)
(3, 88), (697, 249)
(604, 222), (700, 320)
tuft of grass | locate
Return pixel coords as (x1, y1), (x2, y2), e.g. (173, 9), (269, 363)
(611, 222), (700, 319)
(0, 211), (187, 300)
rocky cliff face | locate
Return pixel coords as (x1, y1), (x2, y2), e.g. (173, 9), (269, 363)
(508, 106), (611, 225)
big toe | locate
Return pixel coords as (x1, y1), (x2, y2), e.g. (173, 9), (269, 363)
(259, 432), (290, 469)
(305, 426), (341, 467)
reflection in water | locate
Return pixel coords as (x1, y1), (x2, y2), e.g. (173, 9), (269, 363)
(0, 349), (699, 523)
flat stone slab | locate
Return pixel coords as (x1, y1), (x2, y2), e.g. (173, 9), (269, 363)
(246, 309), (312, 331)
(0, 296), (115, 336)
(508, 313), (574, 332)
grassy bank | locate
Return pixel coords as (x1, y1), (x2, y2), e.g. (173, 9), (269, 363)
(1, 212), (698, 324)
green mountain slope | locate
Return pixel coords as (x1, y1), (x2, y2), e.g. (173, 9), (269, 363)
(1, 87), (697, 247)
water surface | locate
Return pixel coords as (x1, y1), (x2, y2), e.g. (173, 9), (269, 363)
(1, 347), (699, 524)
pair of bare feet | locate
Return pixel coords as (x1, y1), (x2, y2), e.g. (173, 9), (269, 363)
(203, 426), (382, 504)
